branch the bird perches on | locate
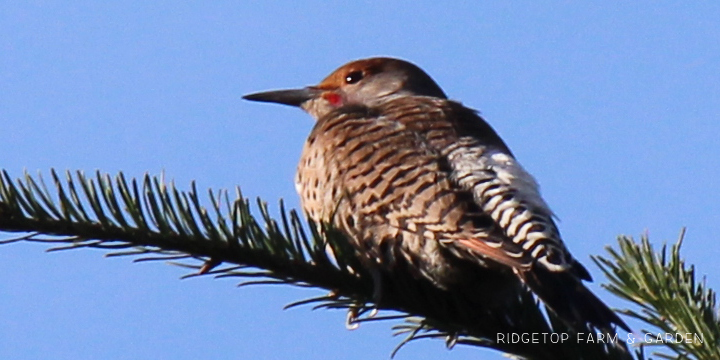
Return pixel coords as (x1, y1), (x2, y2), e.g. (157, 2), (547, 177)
(0, 169), (634, 359)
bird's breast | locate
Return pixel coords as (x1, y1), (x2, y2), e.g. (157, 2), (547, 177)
(293, 99), (488, 287)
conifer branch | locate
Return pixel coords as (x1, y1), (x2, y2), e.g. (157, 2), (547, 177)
(594, 231), (720, 359)
(4, 169), (711, 359)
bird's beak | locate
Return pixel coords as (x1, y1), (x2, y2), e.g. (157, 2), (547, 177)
(242, 87), (322, 107)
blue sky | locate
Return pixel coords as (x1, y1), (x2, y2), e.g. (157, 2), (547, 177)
(1, 2), (718, 359)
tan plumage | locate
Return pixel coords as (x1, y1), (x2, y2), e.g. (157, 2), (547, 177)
(244, 57), (629, 332)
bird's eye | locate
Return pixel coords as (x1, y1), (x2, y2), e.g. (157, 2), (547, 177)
(345, 71), (364, 84)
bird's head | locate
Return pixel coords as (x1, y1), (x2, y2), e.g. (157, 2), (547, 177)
(243, 57), (447, 120)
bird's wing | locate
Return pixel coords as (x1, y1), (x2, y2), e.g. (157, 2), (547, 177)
(440, 101), (593, 279)
(373, 98), (589, 279)
(430, 101), (636, 332)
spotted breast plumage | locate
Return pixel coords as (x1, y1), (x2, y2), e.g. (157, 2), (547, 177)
(243, 57), (629, 332)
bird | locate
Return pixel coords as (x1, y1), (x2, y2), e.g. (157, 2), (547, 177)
(243, 57), (629, 333)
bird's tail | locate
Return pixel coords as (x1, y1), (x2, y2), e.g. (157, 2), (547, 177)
(518, 267), (630, 333)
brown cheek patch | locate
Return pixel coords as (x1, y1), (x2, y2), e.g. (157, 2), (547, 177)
(322, 92), (343, 106)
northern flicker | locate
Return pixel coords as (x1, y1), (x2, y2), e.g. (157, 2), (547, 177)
(243, 57), (629, 332)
